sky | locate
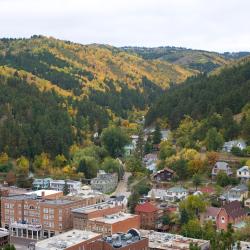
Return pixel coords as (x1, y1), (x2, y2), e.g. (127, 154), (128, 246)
(0, 0), (249, 52)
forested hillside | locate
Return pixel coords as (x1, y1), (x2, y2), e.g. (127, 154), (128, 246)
(122, 46), (250, 73)
(0, 36), (194, 118)
(146, 57), (250, 128)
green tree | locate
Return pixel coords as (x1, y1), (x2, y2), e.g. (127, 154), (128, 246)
(180, 208), (189, 225)
(126, 156), (145, 175)
(181, 219), (202, 238)
(189, 242), (201, 250)
(63, 180), (70, 195)
(192, 174), (202, 191)
(2, 244), (16, 250)
(144, 135), (153, 154)
(162, 214), (171, 225)
(101, 157), (124, 180)
(216, 171), (231, 187)
(170, 158), (188, 180)
(128, 191), (140, 213)
(153, 123), (162, 144)
(135, 129), (145, 160)
(77, 157), (98, 179)
(205, 128), (224, 151)
(101, 127), (130, 157)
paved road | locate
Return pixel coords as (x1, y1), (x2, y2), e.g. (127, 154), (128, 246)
(111, 172), (131, 198)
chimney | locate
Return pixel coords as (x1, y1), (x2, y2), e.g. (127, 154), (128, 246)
(42, 191), (45, 201)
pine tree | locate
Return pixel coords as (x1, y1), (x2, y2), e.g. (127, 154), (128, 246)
(153, 123), (162, 144)
(135, 129), (145, 160)
(63, 180), (70, 195)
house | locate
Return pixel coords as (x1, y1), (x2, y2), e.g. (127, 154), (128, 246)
(165, 186), (188, 202)
(143, 153), (158, 173)
(91, 170), (118, 194)
(153, 168), (176, 182)
(146, 188), (168, 201)
(160, 130), (170, 141)
(32, 178), (52, 190)
(49, 179), (81, 194)
(199, 186), (215, 195)
(212, 161), (232, 178)
(222, 139), (246, 152)
(135, 202), (163, 230)
(220, 184), (248, 202)
(237, 166), (250, 181)
(202, 201), (248, 231)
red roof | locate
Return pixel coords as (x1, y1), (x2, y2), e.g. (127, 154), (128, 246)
(199, 186), (215, 194)
(135, 202), (158, 213)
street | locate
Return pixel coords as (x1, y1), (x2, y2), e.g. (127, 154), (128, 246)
(111, 172), (131, 198)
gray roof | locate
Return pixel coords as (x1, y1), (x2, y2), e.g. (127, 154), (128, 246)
(214, 161), (229, 170)
(167, 186), (187, 193)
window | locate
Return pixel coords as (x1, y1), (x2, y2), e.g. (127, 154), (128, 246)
(43, 208), (48, 213)
(43, 214), (48, 220)
(221, 217), (225, 223)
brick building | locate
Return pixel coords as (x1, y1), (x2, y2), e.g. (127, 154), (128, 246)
(1, 191), (102, 239)
(201, 201), (248, 231)
(86, 212), (140, 236)
(135, 202), (163, 230)
(35, 229), (101, 250)
(72, 198), (125, 230)
(86, 229), (149, 250)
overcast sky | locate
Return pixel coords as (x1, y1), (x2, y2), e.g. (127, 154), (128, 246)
(0, 0), (249, 52)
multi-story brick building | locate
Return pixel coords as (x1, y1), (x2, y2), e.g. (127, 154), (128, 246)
(86, 212), (140, 236)
(86, 229), (149, 250)
(72, 198), (126, 230)
(1, 191), (103, 239)
(135, 202), (163, 230)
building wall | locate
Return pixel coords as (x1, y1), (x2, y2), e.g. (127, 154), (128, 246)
(217, 208), (228, 231)
(136, 211), (158, 230)
(73, 205), (123, 230)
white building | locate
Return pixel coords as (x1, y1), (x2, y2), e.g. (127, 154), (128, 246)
(165, 187), (188, 202)
(237, 166), (250, 181)
(147, 189), (168, 201)
(49, 180), (81, 194)
(222, 139), (246, 152)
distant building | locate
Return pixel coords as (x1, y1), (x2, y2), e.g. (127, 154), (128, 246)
(49, 179), (81, 194)
(35, 229), (101, 250)
(212, 161), (232, 178)
(201, 201), (248, 231)
(147, 189), (168, 201)
(153, 168), (176, 182)
(32, 178), (52, 190)
(165, 186), (188, 202)
(244, 198), (250, 208)
(237, 166), (250, 181)
(222, 139), (246, 152)
(220, 184), (248, 202)
(91, 170), (118, 194)
(143, 153), (158, 173)
(135, 202), (163, 230)
(87, 229), (149, 250)
(140, 230), (210, 250)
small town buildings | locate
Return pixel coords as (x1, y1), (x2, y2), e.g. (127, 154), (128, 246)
(165, 186), (188, 202)
(91, 170), (118, 194)
(237, 166), (250, 181)
(72, 198), (125, 231)
(35, 229), (101, 250)
(220, 184), (248, 202)
(222, 139), (246, 152)
(233, 241), (250, 250)
(212, 161), (232, 178)
(147, 189), (168, 201)
(201, 201), (248, 231)
(140, 230), (210, 250)
(0, 230), (9, 248)
(153, 168), (176, 182)
(32, 178), (52, 190)
(86, 212), (140, 237)
(25, 190), (63, 200)
(135, 202), (163, 230)
(87, 229), (149, 250)
(143, 153), (158, 173)
(49, 179), (81, 194)
(1, 191), (103, 239)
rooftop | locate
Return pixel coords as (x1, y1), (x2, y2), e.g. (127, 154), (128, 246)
(35, 229), (100, 250)
(103, 229), (145, 249)
(214, 161), (229, 170)
(135, 202), (158, 213)
(90, 212), (138, 224)
(167, 186), (187, 193)
(140, 230), (210, 250)
(237, 166), (249, 172)
(26, 190), (62, 197)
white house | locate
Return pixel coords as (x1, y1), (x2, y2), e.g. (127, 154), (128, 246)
(237, 166), (250, 181)
(146, 188), (168, 201)
(50, 179), (81, 194)
(165, 186), (188, 202)
(222, 139), (246, 152)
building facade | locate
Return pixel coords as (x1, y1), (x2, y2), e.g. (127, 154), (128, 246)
(1, 192), (102, 239)
(91, 171), (118, 194)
